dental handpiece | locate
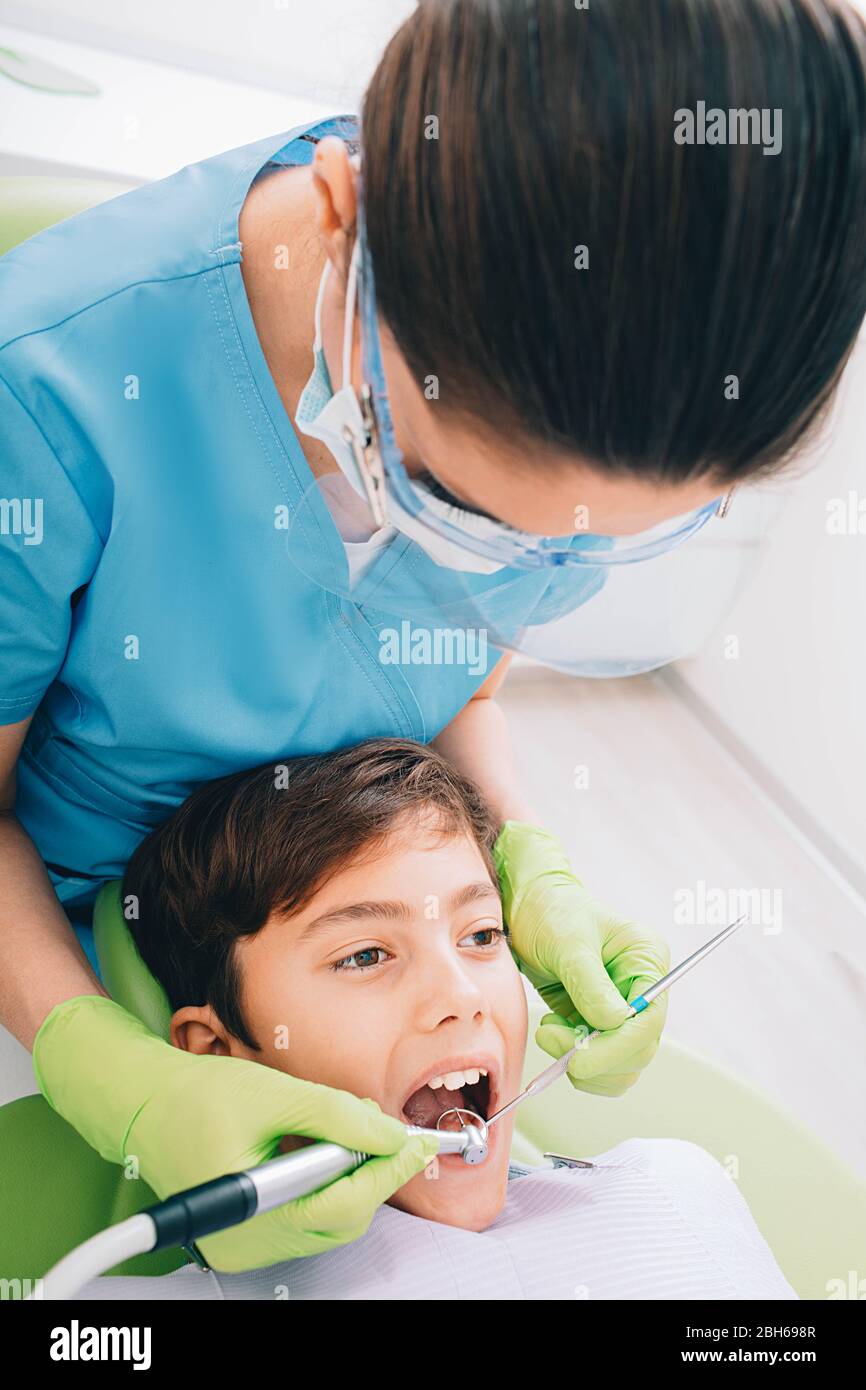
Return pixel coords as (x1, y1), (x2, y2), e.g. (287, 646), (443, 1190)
(35, 1122), (486, 1299)
(244, 1121), (487, 1216)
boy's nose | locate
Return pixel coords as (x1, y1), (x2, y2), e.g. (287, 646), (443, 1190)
(411, 955), (489, 1024)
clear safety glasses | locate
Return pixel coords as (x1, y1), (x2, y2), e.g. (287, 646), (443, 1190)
(350, 198), (737, 571)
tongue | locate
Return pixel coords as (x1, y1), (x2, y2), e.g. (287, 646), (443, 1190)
(404, 1084), (466, 1128)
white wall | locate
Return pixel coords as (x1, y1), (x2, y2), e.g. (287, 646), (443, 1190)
(669, 334), (866, 888)
(0, 0), (415, 106)
(668, 0), (866, 890)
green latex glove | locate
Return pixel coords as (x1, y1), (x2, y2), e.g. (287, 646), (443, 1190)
(493, 821), (671, 1098)
(33, 995), (439, 1273)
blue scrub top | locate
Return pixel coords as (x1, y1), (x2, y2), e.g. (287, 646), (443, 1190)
(0, 113), (591, 967)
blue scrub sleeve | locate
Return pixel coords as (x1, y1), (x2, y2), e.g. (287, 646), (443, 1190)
(0, 373), (103, 726)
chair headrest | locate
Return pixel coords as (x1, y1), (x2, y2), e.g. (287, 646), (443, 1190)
(92, 882), (173, 1041)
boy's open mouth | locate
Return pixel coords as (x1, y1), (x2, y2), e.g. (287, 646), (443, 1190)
(400, 1064), (495, 1132)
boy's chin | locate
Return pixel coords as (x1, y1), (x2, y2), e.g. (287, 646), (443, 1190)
(386, 1161), (509, 1230)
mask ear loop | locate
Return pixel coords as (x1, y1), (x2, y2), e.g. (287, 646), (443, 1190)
(340, 236), (361, 393)
(311, 257), (330, 354)
(309, 237), (359, 395)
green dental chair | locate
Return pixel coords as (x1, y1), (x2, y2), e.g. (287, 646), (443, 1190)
(1, 881), (865, 1298)
(1, 186), (865, 1300)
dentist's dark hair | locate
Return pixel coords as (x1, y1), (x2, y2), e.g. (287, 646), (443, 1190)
(361, 0), (866, 485)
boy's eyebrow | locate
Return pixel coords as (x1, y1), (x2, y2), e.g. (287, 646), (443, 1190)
(296, 881), (500, 943)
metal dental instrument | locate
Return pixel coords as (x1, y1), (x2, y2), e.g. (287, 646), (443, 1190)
(34, 1119), (488, 1299)
(450, 914), (749, 1139)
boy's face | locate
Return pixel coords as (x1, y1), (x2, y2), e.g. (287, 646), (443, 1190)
(170, 813), (528, 1230)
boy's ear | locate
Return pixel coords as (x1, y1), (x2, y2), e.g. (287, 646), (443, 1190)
(170, 1005), (235, 1056)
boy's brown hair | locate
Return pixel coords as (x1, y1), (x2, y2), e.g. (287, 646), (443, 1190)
(122, 738), (500, 1049)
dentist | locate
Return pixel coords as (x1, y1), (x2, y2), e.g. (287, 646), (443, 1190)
(2, 0), (866, 1272)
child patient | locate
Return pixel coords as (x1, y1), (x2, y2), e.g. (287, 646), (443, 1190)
(81, 738), (797, 1301)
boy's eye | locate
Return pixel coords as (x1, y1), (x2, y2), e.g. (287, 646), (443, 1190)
(330, 946), (390, 973)
(330, 924), (508, 974)
(461, 924), (508, 949)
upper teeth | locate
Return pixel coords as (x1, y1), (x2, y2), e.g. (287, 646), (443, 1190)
(428, 1067), (488, 1091)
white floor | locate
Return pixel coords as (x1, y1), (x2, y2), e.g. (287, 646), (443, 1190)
(2, 668), (864, 1178)
(500, 666), (866, 1179)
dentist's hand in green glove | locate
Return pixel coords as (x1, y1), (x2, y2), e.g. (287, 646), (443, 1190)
(493, 821), (670, 1097)
(33, 995), (439, 1273)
